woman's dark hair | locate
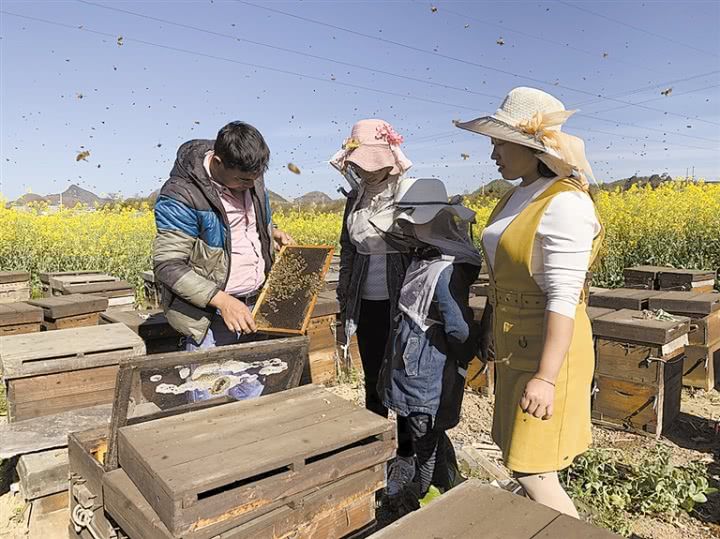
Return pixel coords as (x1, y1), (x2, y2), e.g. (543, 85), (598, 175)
(537, 159), (556, 178)
(214, 121), (270, 174)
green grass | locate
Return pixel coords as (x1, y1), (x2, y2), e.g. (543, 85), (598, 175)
(0, 382), (6, 417)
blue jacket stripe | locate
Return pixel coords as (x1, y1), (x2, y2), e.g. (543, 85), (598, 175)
(155, 195), (199, 238)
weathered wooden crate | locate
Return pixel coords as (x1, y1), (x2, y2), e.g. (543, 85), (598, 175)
(67, 337), (310, 539)
(117, 384), (394, 538)
(39, 270), (110, 296)
(17, 448), (69, 501)
(100, 309), (182, 354)
(683, 339), (720, 391)
(658, 268), (716, 293)
(0, 324), (145, 422)
(103, 464), (380, 539)
(623, 265), (667, 290)
(0, 302), (43, 336)
(647, 291), (720, 346)
(0, 271), (31, 303)
(368, 479), (619, 538)
(466, 296), (494, 396)
(588, 288), (662, 311)
(592, 311), (688, 438)
(27, 294), (108, 330)
(592, 309), (690, 346)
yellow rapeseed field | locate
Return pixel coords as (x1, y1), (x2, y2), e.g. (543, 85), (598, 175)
(1, 181), (718, 298)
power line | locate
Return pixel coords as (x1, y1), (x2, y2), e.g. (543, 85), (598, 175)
(0, 10), (482, 113)
(79, 0), (720, 130)
(435, 3), (670, 77)
(590, 84), (720, 117)
(2, 9), (717, 149)
(236, 0), (719, 125)
(558, 1), (720, 59)
(76, 0), (500, 102)
(569, 70), (720, 108)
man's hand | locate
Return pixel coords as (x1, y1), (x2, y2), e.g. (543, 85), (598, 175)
(520, 377), (555, 420)
(209, 291), (257, 334)
(272, 228), (295, 251)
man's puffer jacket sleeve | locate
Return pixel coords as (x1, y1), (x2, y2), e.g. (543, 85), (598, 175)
(153, 193), (220, 309)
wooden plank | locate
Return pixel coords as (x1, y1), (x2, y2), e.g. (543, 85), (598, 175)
(0, 281), (31, 303)
(40, 270), (106, 285)
(104, 465), (381, 539)
(368, 480), (561, 538)
(41, 312), (100, 331)
(32, 491), (69, 516)
(591, 309), (690, 345)
(68, 427), (108, 509)
(533, 514), (619, 538)
(18, 448), (69, 500)
(8, 365), (119, 421)
(657, 268), (716, 292)
(469, 295), (487, 319)
(104, 336), (309, 472)
(28, 503), (71, 539)
(0, 270), (30, 284)
(595, 339), (672, 386)
(100, 309), (180, 341)
(0, 322), (41, 336)
(28, 294), (108, 319)
(62, 282), (134, 296)
(0, 302), (43, 326)
(588, 288), (662, 311)
(310, 291), (340, 318)
(117, 385), (394, 537)
(648, 291), (720, 315)
(0, 323), (145, 379)
(0, 403), (112, 460)
(683, 340), (720, 391)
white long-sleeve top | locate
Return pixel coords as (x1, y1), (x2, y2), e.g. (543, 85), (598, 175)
(482, 177), (601, 319)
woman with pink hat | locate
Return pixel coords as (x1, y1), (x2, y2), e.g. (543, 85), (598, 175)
(455, 87), (604, 516)
(330, 118), (415, 498)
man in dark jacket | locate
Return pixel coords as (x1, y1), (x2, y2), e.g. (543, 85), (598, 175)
(153, 121), (292, 348)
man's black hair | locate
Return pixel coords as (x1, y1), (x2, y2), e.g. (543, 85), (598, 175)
(214, 121), (270, 174)
(537, 159), (556, 178)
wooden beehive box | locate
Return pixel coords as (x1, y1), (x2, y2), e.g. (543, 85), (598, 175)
(0, 323), (145, 422)
(40, 270), (110, 296)
(27, 294), (108, 330)
(0, 271), (31, 303)
(592, 309), (689, 438)
(682, 340), (720, 391)
(0, 302), (43, 336)
(43, 271), (136, 310)
(368, 479), (619, 538)
(588, 288), (662, 311)
(466, 296), (494, 396)
(647, 291), (720, 346)
(103, 464), (380, 539)
(302, 290), (362, 384)
(100, 309), (182, 354)
(67, 336), (309, 539)
(658, 268), (716, 293)
(623, 265), (667, 290)
(116, 385), (394, 538)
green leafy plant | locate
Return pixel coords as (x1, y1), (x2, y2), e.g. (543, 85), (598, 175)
(561, 446), (717, 536)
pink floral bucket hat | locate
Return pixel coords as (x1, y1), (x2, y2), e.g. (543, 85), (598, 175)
(329, 119), (413, 176)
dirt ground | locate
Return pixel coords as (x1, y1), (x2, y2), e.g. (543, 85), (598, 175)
(1, 384), (717, 538)
(327, 381), (720, 539)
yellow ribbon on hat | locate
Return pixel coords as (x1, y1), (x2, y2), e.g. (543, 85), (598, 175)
(516, 110), (595, 189)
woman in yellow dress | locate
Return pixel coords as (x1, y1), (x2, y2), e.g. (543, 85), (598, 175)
(455, 87), (604, 517)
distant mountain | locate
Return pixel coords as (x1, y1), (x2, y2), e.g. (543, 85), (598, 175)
(472, 179), (513, 198)
(599, 173), (672, 191)
(268, 190), (288, 203)
(294, 191), (333, 204)
(9, 184), (110, 207)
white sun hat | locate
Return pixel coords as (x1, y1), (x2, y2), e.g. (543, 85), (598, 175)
(391, 177), (476, 225)
(455, 87), (596, 186)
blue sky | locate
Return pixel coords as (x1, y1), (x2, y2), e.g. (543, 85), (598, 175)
(1, 0), (718, 201)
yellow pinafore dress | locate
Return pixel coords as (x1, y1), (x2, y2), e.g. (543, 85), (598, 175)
(482, 178), (604, 474)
